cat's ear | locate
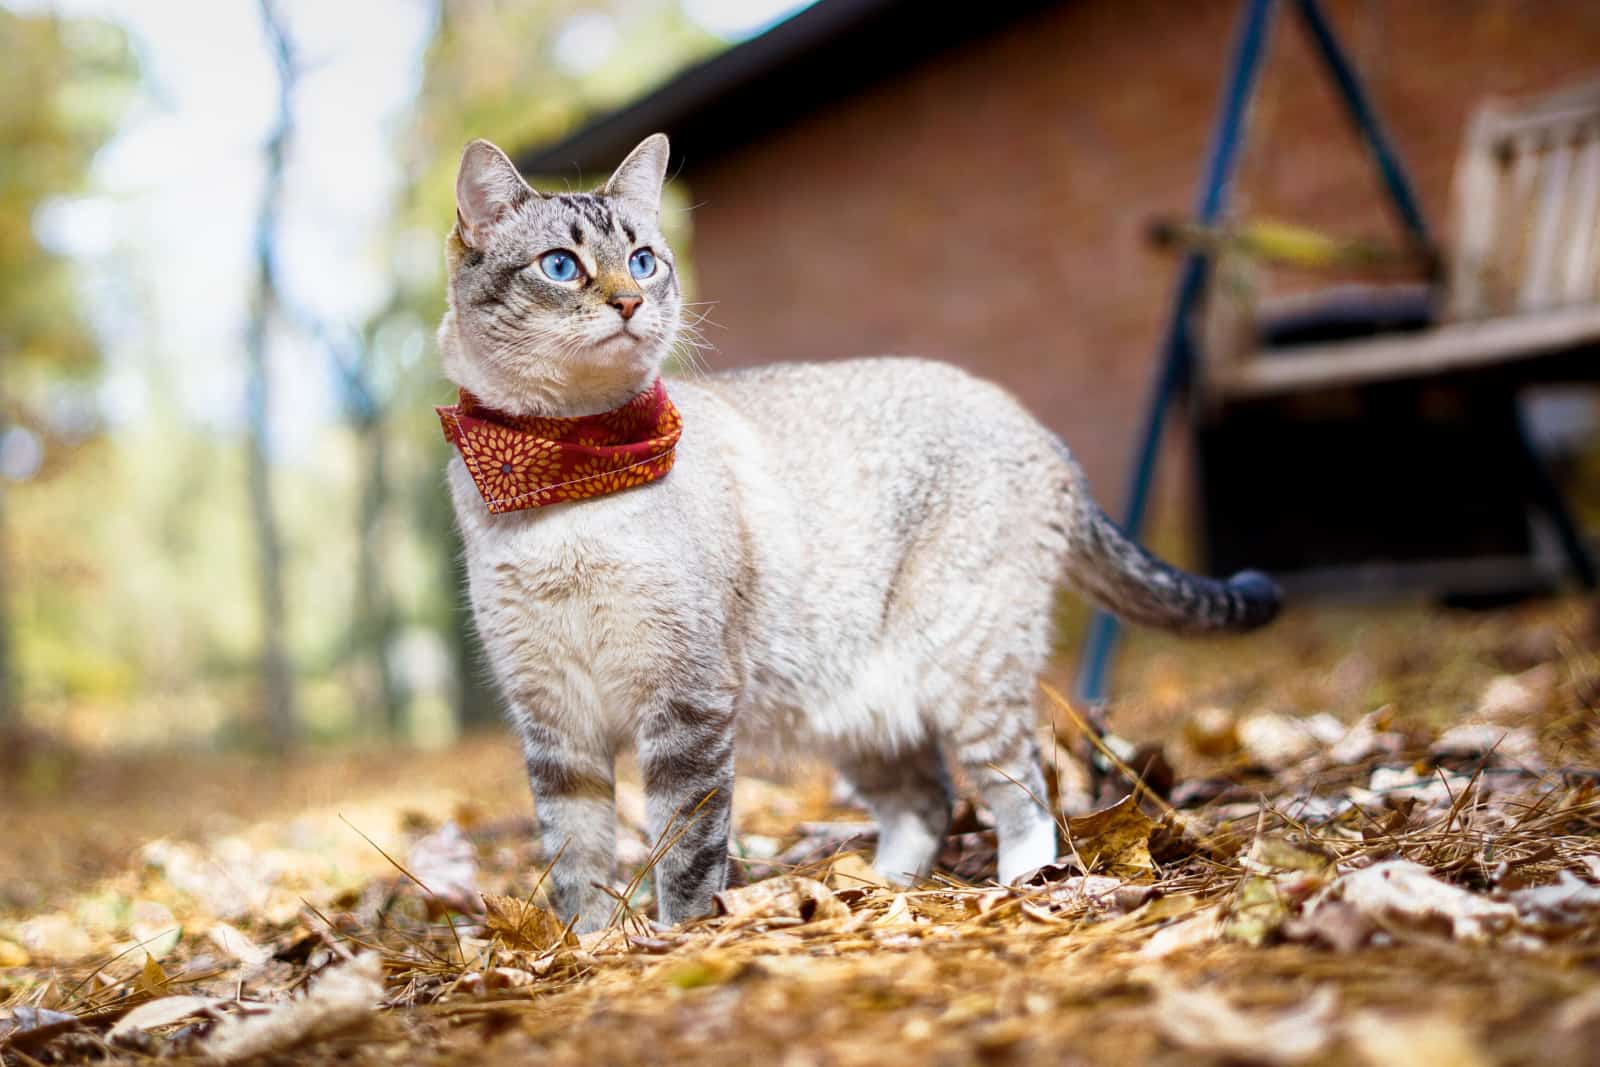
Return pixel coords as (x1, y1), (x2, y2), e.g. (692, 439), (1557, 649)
(600, 133), (669, 216)
(456, 139), (534, 248)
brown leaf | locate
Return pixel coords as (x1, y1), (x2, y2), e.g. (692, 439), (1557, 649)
(481, 893), (571, 951)
(1063, 794), (1156, 875)
(109, 996), (220, 1039)
(824, 852), (889, 892)
(136, 952), (169, 996)
(459, 968), (536, 996)
(1285, 899), (1375, 953)
(1, 1007), (80, 1054)
(713, 876), (848, 924)
(1152, 982), (1337, 1064)
(0, 940), (29, 968)
(200, 953), (383, 1064)
(1320, 860), (1517, 942)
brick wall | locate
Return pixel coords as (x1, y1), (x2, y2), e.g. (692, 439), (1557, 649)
(680, 0), (1600, 526)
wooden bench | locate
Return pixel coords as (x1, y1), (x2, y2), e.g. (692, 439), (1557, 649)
(1204, 80), (1600, 400)
(1191, 79), (1600, 597)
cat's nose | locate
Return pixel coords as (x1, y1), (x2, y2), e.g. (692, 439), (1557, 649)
(610, 293), (643, 320)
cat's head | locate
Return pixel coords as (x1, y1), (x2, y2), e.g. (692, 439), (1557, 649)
(440, 134), (679, 416)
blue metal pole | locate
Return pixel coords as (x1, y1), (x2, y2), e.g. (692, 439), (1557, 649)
(1294, 0), (1432, 245)
(1075, 0), (1279, 704)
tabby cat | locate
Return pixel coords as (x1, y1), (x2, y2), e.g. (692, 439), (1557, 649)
(438, 134), (1278, 932)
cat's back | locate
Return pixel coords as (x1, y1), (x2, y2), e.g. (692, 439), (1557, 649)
(698, 356), (1025, 428)
(687, 356), (1060, 482)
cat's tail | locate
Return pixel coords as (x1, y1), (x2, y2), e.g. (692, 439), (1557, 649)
(1056, 446), (1281, 633)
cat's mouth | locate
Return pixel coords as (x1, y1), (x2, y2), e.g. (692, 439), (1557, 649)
(602, 326), (644, 345)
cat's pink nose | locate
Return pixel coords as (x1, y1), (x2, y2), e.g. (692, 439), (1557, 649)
(610, 294), (642, 320)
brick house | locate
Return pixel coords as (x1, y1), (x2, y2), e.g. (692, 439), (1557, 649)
(521, 0), (1600, 564)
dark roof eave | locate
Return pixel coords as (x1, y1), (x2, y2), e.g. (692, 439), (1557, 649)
(517, 0), (1061, 178)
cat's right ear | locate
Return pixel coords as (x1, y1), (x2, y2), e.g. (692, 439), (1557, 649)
(456, 139), (533, 249)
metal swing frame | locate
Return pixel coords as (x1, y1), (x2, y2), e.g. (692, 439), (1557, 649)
(1076, 0), (1436, 702)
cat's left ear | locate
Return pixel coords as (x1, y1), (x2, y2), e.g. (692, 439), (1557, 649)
(600, 133), (669, 217)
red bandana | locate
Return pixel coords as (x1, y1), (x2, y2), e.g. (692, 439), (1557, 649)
(437, 379), (682, 514)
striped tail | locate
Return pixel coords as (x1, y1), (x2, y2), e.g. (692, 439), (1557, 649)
(1061, 470), (1281, 633)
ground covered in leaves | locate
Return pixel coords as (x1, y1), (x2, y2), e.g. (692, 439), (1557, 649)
(3, 600), (1599, 1065)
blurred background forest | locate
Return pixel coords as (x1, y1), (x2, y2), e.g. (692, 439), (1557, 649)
(0, 0), (791, 756)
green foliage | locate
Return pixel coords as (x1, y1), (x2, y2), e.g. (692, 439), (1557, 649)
(3, 1), (722, 746)
(0, 10), (135, 381)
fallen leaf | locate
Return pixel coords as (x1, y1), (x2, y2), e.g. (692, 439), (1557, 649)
(1, 1006), (80, 1052)
(1063, 795), (1156, 875)
(1138, 908), (1219, 958)
(1431, 723), (1544, 769)
(1344, 1011), (1490, 1067)
(1475, 665), (1556, 722)
(969, 887), (1015, 917)
(875, 894), (916, 928)
(1182, 706), (1240, 758)
(109, 995), (220, 1039)
(200, 953), (383, 1063)
(137, 838), (274, 921)
(136, 952), (169, 995)
(1243, 834), (1337, 876)
(1349, 767), (1477, 820)
(1223, 874), (1291, 947)
(825, 852), (889, 892)
(1224, 835), (1340, 945)
(1238, 711), (1342, 769)
(1317, 860), (1518, 942)
(17, 913), (94, 960)
(209, 922), (271, 966)
(1044, 875), (1151, 912)
(127, 900), (181, 961)
(1325, 707), (1406, 765)
(1151, 982), (1337, 1064)
(459, 967), (536, 996)
(407, 822), (480, 914)
(1507, 871), (1600, 921)
(661, 957), (737, 990)
(713, 876), (847, 924)
(1284, 899), (1375, 952)
(481, 893), (571, 951)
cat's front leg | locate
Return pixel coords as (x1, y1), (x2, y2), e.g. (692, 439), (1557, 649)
(637, 697), (736, 927)
(518, 717), (618, 933)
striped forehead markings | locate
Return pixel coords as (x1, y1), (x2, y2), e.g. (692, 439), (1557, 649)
(555, 193), (616, 235)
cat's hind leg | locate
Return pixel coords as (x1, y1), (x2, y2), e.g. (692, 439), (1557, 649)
(951, 699), (1057, 883)
(838, 740), (954, 884)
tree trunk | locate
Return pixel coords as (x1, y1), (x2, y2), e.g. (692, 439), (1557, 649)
(0, 478), (16, 729)
(245, 0), (298, 751)
(353, 415), (402, 734)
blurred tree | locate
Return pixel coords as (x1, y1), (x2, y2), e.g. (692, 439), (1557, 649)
(246, 0), (300, 750)
(318, 312), (404, 735)
(376, 0), (719, 733)
(0, 10), (135, 731)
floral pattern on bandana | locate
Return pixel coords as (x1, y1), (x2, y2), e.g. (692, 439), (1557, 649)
(437, 379), (682, 514)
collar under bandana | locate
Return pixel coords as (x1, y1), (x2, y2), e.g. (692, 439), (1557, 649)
(437, 379), (682, 514)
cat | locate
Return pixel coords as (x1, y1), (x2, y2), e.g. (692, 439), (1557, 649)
(438, 134), (1279, 933)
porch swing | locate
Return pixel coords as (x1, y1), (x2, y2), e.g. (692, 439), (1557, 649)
(1079, 0), (1600, 701)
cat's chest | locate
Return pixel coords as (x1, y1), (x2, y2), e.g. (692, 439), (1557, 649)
(452, 465), (693, 693)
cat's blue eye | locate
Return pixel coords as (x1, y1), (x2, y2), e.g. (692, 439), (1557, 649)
(628, 248), (657, 280)
(539, 250), (581, 282)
